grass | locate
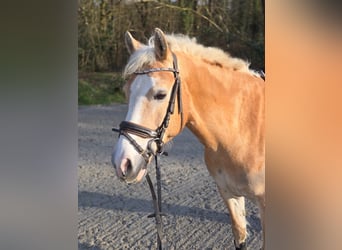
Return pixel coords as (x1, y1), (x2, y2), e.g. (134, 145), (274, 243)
(78, 72), (126, 105)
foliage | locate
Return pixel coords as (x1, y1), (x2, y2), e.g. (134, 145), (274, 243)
(78, 0), (264, 105)
(78, 0), (264, 72)
(78, 72), (125, 105)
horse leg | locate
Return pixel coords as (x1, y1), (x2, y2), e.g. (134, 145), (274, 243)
(218, 188), (248, 250)
(227, 196), (248, 250)
(205, 151), (248, 249)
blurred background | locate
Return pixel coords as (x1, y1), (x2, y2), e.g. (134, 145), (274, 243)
(78, 0), (265, 105)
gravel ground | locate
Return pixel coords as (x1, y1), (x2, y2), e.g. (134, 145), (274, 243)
(78, 104), (262, 250)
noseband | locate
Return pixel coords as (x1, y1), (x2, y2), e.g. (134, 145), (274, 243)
(112, 52), (183, 164)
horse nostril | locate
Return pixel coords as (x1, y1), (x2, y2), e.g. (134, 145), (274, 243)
(120, 158), (132, 178)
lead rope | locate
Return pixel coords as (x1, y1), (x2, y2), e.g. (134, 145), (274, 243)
(146, 155), (164, 250)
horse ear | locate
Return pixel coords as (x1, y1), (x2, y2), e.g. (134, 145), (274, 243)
(154, 28), (168, 60)
(125, 31), (142, 54)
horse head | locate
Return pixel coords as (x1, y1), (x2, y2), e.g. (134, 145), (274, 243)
(112, 28), (184, 183)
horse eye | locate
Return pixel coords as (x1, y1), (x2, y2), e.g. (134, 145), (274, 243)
(154, 92), (167, 100)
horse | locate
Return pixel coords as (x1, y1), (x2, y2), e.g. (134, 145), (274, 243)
(112, 28), (265, 250)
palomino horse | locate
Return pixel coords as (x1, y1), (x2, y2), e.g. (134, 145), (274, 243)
(112, 28), (265, 250)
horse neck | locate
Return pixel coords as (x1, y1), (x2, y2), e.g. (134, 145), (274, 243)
(180, 54), (265, 151)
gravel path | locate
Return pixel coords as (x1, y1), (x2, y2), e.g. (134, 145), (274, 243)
(78, 104), (262, 250)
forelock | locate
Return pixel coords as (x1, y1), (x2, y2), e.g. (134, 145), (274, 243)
(123, 46), (156, 78)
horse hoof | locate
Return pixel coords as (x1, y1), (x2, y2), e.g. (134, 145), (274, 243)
(235, 241), (247, 250)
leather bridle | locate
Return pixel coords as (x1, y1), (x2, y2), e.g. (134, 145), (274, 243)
(112, 52), (182, 250)
(112, 52), (183, 163)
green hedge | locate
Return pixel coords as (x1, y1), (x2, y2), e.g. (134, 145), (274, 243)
(78, 72), (125, 105)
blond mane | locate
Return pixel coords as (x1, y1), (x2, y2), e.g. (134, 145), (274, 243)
(124, 33), (258, 78)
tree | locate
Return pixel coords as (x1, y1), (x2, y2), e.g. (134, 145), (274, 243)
(78, 0), (265, 72)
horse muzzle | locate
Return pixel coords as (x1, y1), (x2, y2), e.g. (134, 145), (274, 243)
(113, 156), (148, 183)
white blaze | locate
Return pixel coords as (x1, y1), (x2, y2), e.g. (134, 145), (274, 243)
(112, 75), (156, 179)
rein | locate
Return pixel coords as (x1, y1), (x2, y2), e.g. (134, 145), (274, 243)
(112, 52), (182, 250)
